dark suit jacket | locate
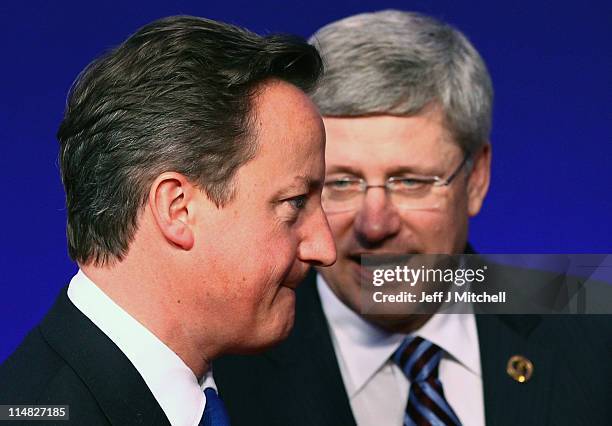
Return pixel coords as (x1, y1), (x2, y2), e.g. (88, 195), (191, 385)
(0, 288), (171, 425)
(215, 270), (612, 426)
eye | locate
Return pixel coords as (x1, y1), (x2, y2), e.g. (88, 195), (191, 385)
(398, 178), (422, 187)
(325, 177), (361, 191)
(389, 177), (429, 191)
(285, 194), (307, 210)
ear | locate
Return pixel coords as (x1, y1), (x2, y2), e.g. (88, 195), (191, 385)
(148, 172), (196, 250)
(467, 143), (492, 217)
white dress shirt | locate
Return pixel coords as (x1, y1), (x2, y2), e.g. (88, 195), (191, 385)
(68, 270), (215, 426)
(317, 275), (485, 426)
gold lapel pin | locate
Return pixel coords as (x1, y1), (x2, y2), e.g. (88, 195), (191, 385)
(506, 355), (533, 383)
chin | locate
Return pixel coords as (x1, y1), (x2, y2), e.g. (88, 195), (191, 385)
(266, 315), (295, 347)
(365, 313), (432, 334)
(238, 319), (295, 354)
(268, 293), (296, 342)
(231, 292), (296, 354)
(268, 292), (297, 339)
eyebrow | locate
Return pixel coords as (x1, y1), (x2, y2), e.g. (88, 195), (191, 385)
(272, 175), (323, 199)
(294, 175), (323, 191)
(326, 164), (432, 177)
(385, 165), (434, 176)
(326, 165), (363, 177)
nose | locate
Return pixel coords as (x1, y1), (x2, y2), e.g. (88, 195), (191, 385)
(297, 206), (337, 266)
(353, 187), (401, 246)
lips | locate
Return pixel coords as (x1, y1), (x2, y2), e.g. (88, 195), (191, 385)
(281, 280), (300, 290)
(346, 251), (421, 287)
(347, 258), (377, 287)
(348, 252), (414, 267)
(281, 265), (310, 290)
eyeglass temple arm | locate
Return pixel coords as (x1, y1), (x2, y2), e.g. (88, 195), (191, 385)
(440, 152), (472, 186)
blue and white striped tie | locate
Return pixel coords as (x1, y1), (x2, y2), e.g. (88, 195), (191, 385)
(392, 336), (462, 426)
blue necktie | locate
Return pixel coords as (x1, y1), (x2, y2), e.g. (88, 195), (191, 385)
(392, 336), (462, 426)
(199, 387), (231, 426)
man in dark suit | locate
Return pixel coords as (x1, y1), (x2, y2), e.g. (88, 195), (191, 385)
(214, 10), (612, 425)
(0, 16), (336, 425)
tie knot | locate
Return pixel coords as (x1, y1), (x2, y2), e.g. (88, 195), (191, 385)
(392, 336), (443, 383)
(201, 387), (231, 426)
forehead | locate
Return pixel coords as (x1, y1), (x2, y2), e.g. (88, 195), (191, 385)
(323, 111), (460, 173)
(235, 80), (326, 189)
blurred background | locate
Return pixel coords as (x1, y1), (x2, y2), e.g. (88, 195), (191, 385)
(1, 0), (610, 361)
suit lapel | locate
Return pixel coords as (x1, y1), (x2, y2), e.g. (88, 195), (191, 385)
(477, 314), (556, 426)
(40, 288), (170, 426)
(266, 270), (357, 426)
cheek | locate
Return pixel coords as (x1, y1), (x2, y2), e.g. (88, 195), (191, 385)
(400, 210), (464, 251)
(326, 213), (354, 246)
(246, 231), (300, 292)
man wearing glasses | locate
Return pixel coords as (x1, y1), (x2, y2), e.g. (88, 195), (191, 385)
(215, 10), (610, 426)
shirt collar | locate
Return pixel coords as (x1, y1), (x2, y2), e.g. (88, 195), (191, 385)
(68, 270), (210, 426)
(317, 274), (481, 397)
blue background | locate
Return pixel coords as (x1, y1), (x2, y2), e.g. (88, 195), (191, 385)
(1, 0), (610, 362)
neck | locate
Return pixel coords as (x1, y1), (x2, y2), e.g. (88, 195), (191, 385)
(81, 259), (216, 379)
(365, 313), (434, 334)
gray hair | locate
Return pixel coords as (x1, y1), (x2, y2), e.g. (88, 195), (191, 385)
(309, 10), (493, 152)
